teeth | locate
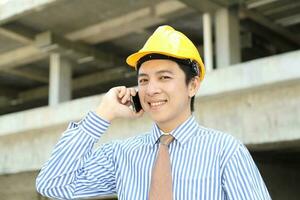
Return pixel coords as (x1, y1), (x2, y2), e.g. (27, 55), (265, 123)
(150, 101), (166, 107)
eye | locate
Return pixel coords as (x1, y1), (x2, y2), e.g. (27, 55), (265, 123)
(138, 78), (148, 85)
(160, 76), (171, 80)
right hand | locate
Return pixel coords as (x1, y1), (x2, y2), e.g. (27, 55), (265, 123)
(95, 86), (144, 122)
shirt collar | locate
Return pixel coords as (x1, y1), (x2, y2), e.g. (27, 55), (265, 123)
(150, 115), (199, 147)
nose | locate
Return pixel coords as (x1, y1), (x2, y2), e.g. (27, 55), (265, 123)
(145, 79), (161, 97)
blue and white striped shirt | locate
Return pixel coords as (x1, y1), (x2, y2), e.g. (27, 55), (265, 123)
(36, 111), (271, 200)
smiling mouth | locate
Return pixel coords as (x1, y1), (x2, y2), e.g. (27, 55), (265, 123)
(148, 100), (167, 108)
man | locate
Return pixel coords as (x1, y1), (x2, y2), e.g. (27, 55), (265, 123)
(36, 25), (271, 199)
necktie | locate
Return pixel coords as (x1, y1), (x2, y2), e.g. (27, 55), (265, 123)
(149, 135), (175, 200)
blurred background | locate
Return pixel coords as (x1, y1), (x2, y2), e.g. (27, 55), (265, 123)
(0, 0), (299, 199)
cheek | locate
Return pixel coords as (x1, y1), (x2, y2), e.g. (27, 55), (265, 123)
(169, 82), (188, 95)
(171, 85), (190, 103)
(137, 88), (146, 103)
(138, 90), (144, 100)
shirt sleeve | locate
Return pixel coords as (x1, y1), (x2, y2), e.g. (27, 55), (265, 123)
(222, 143), (272, 200)
(36, 111), (116, 199)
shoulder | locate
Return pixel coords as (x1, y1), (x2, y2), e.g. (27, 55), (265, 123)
(196, 125), (242, 149)
(195, 125), (245, 164)
(94, 132), (151, 159)
(109, 132), (152, 151)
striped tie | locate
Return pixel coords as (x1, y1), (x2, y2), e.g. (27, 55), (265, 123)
(149, 135), (174, 200)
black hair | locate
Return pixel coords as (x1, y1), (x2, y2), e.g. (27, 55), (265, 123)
(136, 53), (200, 112)
(177, 63), (198, 112)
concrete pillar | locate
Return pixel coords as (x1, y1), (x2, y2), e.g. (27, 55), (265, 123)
(215, 7), (241, 68)
(49, 53), (72, 106)
(203, 13), (213, 71)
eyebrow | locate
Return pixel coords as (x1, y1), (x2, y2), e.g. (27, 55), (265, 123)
(138, 70), (174, 78)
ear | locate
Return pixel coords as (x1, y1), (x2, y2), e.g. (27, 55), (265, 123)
(188, 77), (200, 97)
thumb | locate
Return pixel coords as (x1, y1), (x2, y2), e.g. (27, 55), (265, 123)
(129, 109), (144, 119)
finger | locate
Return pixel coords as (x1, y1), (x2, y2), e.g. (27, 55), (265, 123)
(118, 86), (126, 98)
(131, 109), (144, 118)
(137, 109), (144, 116)
(130, 88), (137, 97)
(124, 88), (136, 106)
(125, 100), (132, 107)
(121, 88), (131, 104)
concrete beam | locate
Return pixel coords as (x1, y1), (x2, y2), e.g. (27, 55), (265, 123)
(264, 2), (300, 16)
(276, 13), (300, 27)
(178, 0), (222, 13)
(0, 27), (122, 72)
(0, 31), (119, 73)
(0, 67), (135, 108)
(35, 31), (122, 66)
(73, 67), (135, 91)
(241, 20), (297, 52)
(0, 45), (47, 71)
(0, 0), (62, 25)
(199, 50), (300, 97)
(0, 27), (32, 44)
(66, 0), (189, 44)
(246, 0), (279, 9)
(3, 69), (48, 83)
(0, 87), (18, 98)
(239, 7), (300, 46)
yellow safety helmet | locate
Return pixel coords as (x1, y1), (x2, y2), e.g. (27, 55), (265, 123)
(126, 25), (205, 81)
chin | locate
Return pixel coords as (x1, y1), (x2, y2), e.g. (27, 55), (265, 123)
(149, 112), (172, 124)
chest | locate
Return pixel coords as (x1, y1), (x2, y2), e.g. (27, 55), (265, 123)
(115, 142), (223, 200)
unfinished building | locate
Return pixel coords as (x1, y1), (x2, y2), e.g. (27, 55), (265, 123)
(0, 0), (299, 199)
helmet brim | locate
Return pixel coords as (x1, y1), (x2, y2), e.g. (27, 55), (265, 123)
(126, 50), (205, 81)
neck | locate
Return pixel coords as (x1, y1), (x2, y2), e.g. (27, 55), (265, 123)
(157, 111), (192, 133)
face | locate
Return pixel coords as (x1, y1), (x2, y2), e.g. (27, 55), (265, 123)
(137, 59), (199, 132)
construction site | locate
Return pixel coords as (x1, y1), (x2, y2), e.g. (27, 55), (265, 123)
(0, 0), (299, 199)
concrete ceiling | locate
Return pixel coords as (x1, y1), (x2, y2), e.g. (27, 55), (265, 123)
(0, 0), (299, 115)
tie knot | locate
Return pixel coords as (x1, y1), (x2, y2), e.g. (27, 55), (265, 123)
(159, 135), (174, 146)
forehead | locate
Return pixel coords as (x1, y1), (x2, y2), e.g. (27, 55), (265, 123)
(138, 59), (181, 75)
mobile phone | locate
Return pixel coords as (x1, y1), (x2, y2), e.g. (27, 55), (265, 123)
(131, 92), (142, 112)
